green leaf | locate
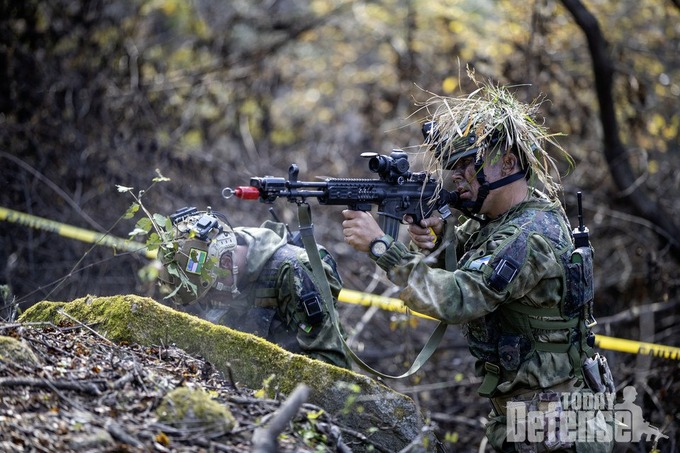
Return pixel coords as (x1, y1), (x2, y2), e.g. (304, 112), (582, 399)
(166, 262), (181, 278)
(123, 202), (140, 219)
(153, 213), (169, 229)
(306, 409), (325, 421)
(128, 227), (148, 237)
(145, 232), (162, 250)
(135, 217), (153, 233)
(164, 284), (183, 299)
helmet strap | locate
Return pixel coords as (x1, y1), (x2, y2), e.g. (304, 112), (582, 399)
(213, 256), (240, 295)
(454, 156), (527, 220)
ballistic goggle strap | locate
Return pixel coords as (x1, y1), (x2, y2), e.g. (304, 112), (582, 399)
(296, 203), (448, 379)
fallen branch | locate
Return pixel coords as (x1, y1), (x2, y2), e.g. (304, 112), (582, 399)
(596, 300), (679, 325)
(251, 384), (310, 453)
(106, 420), (144, 449)
(57, 309), (114, 345)
(0, 376), (102, 395)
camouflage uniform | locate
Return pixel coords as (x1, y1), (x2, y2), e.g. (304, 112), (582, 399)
(372, 192), (614, 452)
(179, 221), (351, 370)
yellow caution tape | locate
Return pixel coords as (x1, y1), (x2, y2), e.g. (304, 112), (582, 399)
(594, 335), (680, 360)
(0, 206), (155, 259)
(337, 288), (437, 321)
(3, 205), (679, 360)
(343, 288), (680, 360)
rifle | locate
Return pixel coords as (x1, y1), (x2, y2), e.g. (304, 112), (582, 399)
(222, 150), (456, 240)
(223, 150), (456, 379)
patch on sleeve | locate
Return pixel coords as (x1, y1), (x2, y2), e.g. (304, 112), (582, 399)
(487, 256), (521, 292)
(467, 255), (492, 271)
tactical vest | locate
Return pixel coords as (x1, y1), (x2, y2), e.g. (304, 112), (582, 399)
(253, 243), (336, 330)
(190, 243), (330, 356)
(463, 207), (595, 397)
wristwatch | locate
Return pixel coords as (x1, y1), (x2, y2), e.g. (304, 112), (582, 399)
(369, 235), (393, 260)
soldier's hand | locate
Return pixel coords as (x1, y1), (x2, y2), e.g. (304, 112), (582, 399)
(404, 215), (444, 251)
(342, 210), (384, 252)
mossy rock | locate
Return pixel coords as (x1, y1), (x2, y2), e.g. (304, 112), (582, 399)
(156, 387), (237, 435)
(19, 295), (435, 452)
(0, 335), (41, 366)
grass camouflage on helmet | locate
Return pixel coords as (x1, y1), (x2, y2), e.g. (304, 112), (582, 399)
(416, 72), (572, 201)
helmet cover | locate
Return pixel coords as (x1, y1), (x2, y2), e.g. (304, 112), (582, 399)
(158, 208), (237, 305)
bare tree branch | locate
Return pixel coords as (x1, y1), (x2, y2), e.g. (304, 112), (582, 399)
(560, 0), (680, 259)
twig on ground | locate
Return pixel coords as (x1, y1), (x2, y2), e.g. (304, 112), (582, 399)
(57, 309), (114, 345)
(0, 376), (103, 396)
(251, 384), (310, 453)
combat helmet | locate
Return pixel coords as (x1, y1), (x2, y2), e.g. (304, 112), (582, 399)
(158, 207), (238, 305)
(419, 76), (571, 217)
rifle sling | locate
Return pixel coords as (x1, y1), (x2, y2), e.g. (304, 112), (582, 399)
(296, 203), (447, 379)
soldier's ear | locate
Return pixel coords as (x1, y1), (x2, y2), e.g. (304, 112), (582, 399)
(501, 152), (519, 175)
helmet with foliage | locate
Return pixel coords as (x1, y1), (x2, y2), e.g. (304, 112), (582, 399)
(418, 72), (572, 211)
(158, 207), (238, 305)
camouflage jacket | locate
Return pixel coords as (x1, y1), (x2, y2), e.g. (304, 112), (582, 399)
(185, 221), (351, 369)
(374, 192), (584, 395)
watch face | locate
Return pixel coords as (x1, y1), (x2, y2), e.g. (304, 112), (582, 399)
(371, 240), (388, 256)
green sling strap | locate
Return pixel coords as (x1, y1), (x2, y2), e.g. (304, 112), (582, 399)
(297, 203), (448, 379)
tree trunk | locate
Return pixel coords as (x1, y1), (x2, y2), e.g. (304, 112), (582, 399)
(561, 0), (680, 259)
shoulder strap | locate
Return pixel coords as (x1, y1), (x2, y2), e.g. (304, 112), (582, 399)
(297, 203), (447, 379)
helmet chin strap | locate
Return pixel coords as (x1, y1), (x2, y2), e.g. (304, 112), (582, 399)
(454, 158), (526, 221)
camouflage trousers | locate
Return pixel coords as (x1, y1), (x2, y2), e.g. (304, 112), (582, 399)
(485, 382), (615, 453)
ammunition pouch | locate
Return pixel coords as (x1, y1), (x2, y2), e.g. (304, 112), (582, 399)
(564, 246), (594, 318)
(498, 334), (532, 371)
(582, 353), (616, 394)
(300, 291), (324, 325)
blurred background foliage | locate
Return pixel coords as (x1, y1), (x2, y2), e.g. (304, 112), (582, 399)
(1, 0), (679, 450)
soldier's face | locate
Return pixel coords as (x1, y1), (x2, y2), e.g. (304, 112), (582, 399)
(450, 156), (479, 201)
(449, 152), (510, 217)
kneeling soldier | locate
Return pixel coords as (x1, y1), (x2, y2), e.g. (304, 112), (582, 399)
(158, 206), (351, 370)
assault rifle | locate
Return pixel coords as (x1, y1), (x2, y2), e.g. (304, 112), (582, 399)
(222, 150), (456, 240)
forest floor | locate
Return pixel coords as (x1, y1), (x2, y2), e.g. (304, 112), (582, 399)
(1, 308), (677, 453)
(0, 321), (372, 453)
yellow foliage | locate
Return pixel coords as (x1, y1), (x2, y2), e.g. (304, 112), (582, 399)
(444, 431), (459, 443)
(310, 0), (334, 16)
(648, 113), (666, 136)
(271, 128), (297, 146)
(442, 76), (458, 94)
(180, 130), (202, 150)
(448, 20), (464, 34)
(648, 160), (659, 175)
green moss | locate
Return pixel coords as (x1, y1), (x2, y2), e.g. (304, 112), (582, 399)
(0, 335), (41, 366)
(19, 295), (359, 393)
(19, 294), (429, 451)
(156, 387), (236, 434)
(21, 295), (386, 401)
